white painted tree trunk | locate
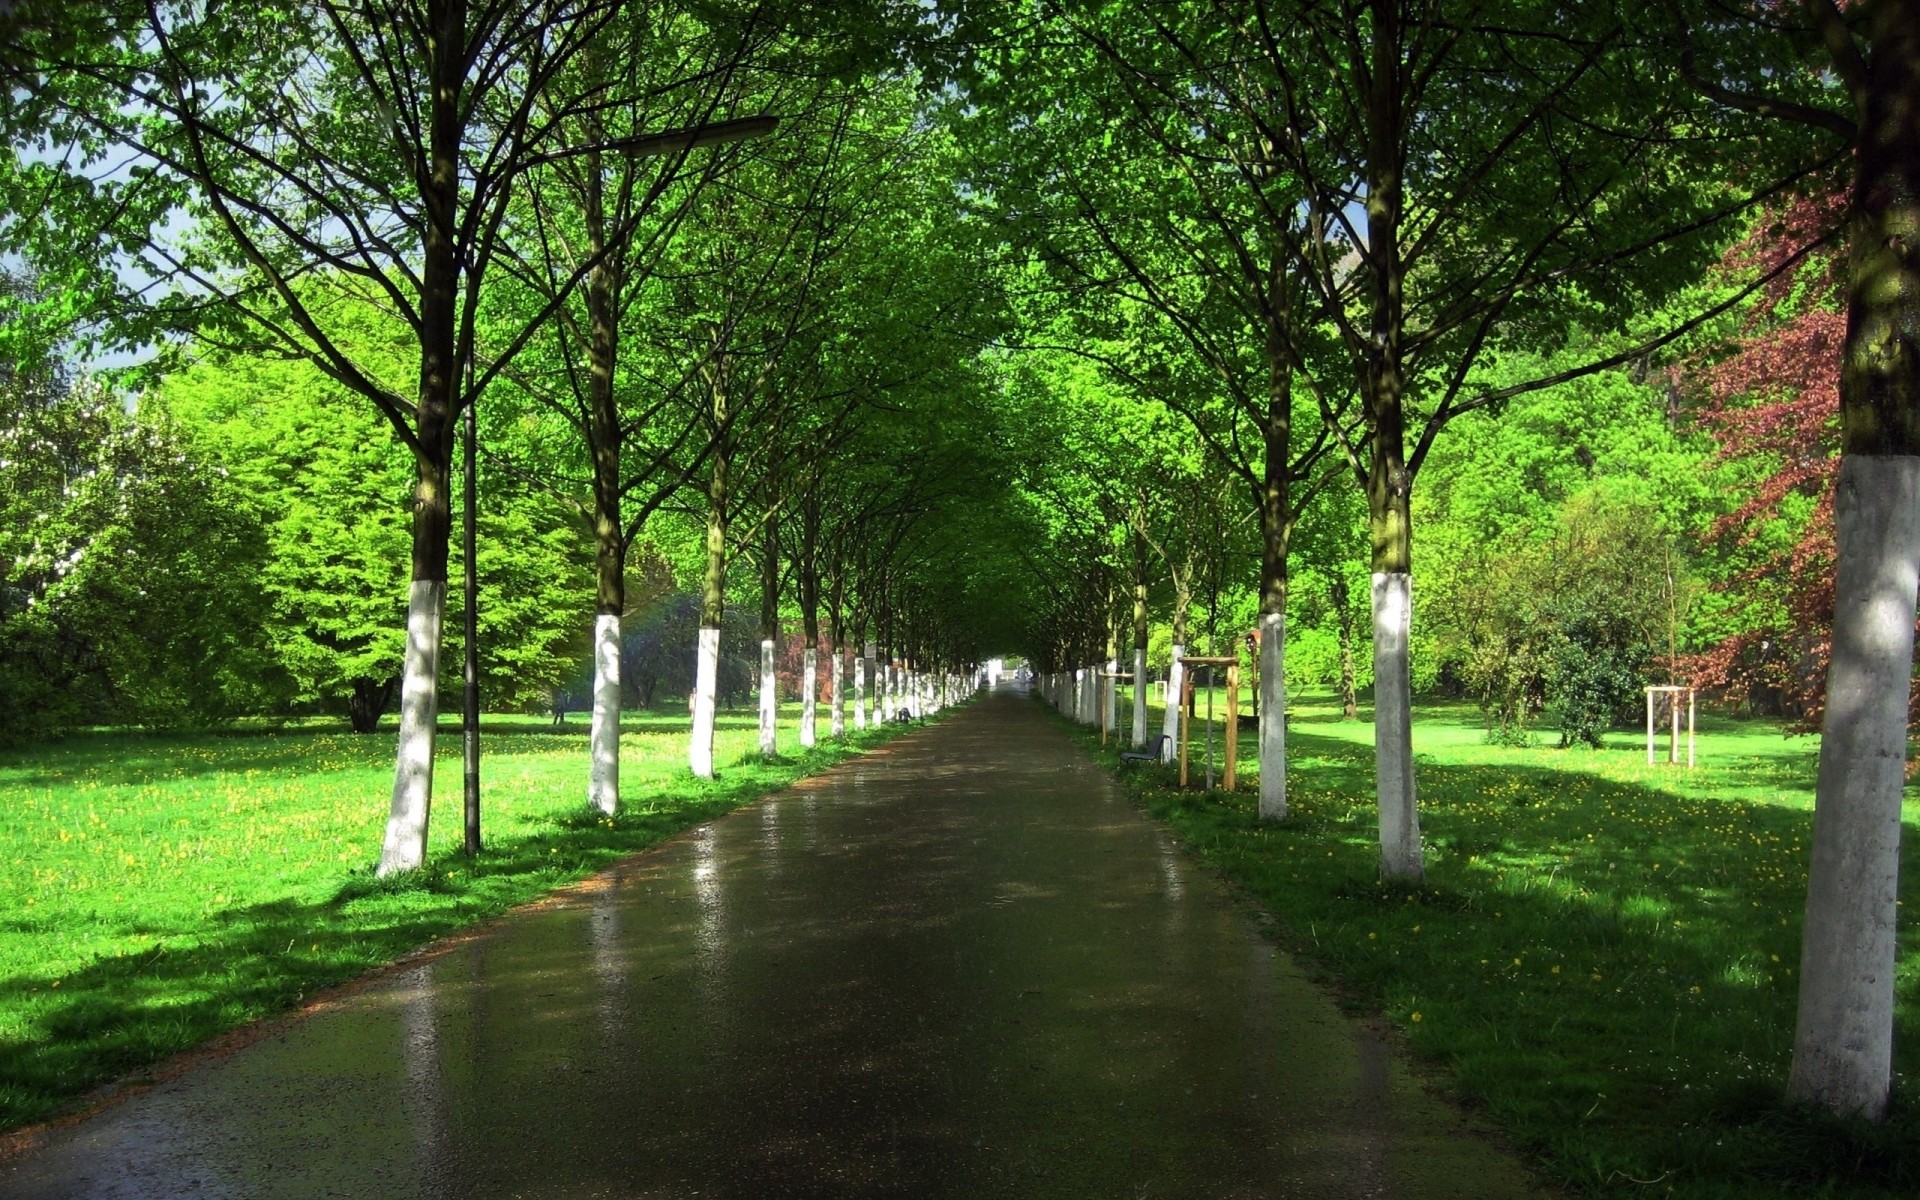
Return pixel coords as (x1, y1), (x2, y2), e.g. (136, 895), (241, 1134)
(831, 644), (847, 738)
(379, 580), (446, 876)
(1258, 612), (1286, 821)
(1788, 456), (1920, 1121)
(800, 646), (818, 748)
(689, 625), (720, 778)
(1132, 647), (1148, 748)
(857, 644), (873, 729)
(1160, 646), (1184, 763)
(588, 612), (621, 815)
(1372, 573), (1422, 879)
(1104, 657), (1118, 734)
(758, 638), (777, 758)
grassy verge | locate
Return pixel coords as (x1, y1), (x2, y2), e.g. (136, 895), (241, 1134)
(1, 701), (926, 1133)
(1067, 689), (1917, 1199)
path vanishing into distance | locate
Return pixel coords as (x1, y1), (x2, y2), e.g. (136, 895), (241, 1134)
(1, 690), (1537, 1199)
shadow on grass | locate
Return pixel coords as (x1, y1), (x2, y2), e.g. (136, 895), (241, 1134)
(1069, 707), (1916, 1200)
(0, 725), (908, 1132)
(0, 707), (799, 790)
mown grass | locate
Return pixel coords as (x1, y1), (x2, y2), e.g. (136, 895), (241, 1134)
(0, 701), (921, 1133)
(1079, 688), (1918, 1199)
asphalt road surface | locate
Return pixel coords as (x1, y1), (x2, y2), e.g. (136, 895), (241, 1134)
(1, 689), (1536, 1199)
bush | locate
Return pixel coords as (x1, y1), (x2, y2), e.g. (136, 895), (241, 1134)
(1424, 487), (1674, 748)
(1544, 607), (1647, 748)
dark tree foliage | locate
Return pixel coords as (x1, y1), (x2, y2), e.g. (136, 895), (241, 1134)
(1544, 606), (1648, 748)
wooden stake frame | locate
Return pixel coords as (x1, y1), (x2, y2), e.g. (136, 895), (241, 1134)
(1644, 685), (1696, 768)
(1179, 656), (1240, 790)
(1097, 670), (1133, 745)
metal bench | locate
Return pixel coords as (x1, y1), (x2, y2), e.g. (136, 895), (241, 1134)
(1119, 735), (1169, 765)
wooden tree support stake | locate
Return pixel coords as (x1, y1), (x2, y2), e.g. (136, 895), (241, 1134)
(1179, 656), (1239, 791)
(1098, 671), (1133, 745)
(1644, 685), (1697, 768)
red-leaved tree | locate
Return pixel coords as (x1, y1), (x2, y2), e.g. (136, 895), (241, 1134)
(1686, 189), (1917, 730)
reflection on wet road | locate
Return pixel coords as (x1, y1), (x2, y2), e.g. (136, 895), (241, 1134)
(2, 691), (1536, 1199)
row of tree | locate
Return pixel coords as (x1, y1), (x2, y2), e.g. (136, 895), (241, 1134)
(929, 0), (1915, 1126)
(1, 0), (1911, 1126)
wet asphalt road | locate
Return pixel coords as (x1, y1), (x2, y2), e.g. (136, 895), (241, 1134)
(2, 689), (1536, 1199)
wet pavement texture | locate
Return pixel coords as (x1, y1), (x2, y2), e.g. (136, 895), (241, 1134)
(2, 690), (1537, 1199)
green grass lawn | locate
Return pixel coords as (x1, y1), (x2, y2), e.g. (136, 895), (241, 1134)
(0, 700), (920, 1133)
(1080, 688), (1917, 1199)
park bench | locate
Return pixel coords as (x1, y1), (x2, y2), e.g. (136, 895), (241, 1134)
(1119, 735), (1168, 766)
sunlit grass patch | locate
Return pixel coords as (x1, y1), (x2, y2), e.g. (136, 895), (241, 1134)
(0, 701), (919, 1132)
(1082, 689), (1917, 1199)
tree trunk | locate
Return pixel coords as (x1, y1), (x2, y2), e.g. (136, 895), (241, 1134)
(1103, 583), (1119, 736)
(585, 195), (624, 816)
(861, 637), (875, 729)
(379, 437), (454, 875)
(1257, 345), (1292, 821)
(1371, 564), (1421, 879)
(460, 399), (480, 856)
(801, 647), (818, 747)
(1132, 529), (1150, 747)
(1161, 590), (1188, 763)
(830, 641), (846, 738)
(374, 0), (465, 879)
(1370, 472), (1421, 879)
(590, 610), (621, 814)
(1334, 575), (1358, 719)
(346, 675), (398, 734)
(1362, 0), (1422, 881)
(1789, 11), (1920, 1121)
(689, 443), (727, 779)
(759, 526), (779, 758)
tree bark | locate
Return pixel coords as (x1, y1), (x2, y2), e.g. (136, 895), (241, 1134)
(830, 641), (847, 738)
(461, 396), (480, 855)
(1132, 528), (1150, 747)
(1103, 581), (1120, 736)
(859, 637), (876, 730)
(689, 435), (728, 779)
(1362, 0), (1422, 881)
(377, 5), (464, 875)
(379, 430), (454, 875)
(799, 525), (819, 748)
(1789, 6), (1920, 1121)
(346, 676), (397, 734)
(585, 183), (624, 816)
(759, 528), (779, 758)
(1257, 349), (1292, 821)
(1161, 589), (1188, 763)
